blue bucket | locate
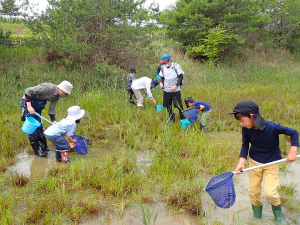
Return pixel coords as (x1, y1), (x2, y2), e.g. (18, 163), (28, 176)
(156, 105), (164, 112)
(22, 114), (41, 134)
(181, 119), (192, 130)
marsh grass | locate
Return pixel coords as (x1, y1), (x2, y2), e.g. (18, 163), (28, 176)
(140, 203), (158, 225)
(9, 173), (30, 187)
(1, 40), (300, 223)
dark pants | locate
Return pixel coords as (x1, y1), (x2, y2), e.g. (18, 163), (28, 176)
(20, 97), (47, 137)
(163, 91), (185, 120)
(127, 89), (136, 103)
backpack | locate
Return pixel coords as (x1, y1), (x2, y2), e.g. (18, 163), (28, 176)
(160, 63), (183, 86)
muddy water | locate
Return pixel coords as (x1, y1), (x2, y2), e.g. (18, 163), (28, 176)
(202, 160), (300, 225)
(7, 149), (55, 178)
(7, 132), (300, 225)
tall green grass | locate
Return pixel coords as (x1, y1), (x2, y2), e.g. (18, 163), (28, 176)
(0, 41), (300, 223)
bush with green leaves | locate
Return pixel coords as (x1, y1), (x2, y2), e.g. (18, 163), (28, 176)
(0, 28), (11, 45)
(159, 0), (300, 57)
(26, 0), (158, 68)
(188, 26), (230, 67)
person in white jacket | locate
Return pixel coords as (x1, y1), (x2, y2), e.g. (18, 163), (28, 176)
(131, 77), (159, 107)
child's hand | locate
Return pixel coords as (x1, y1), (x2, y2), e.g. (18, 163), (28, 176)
(286, 146), (297, 162)
(198, 105), (205, 112)
(70, 142), (76, 148)
(235, 158), (246, 174)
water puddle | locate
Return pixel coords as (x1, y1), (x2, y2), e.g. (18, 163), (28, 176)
(7, 149), (55, 178)
(201, 160), (300, 225)
(82, 202), (201, 225)
(6, 133), (300, 224)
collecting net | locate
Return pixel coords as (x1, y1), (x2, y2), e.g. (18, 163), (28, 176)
(72, 134), (89, 154)
(204, 172), (236, 209)
(182, 107), (198, 123)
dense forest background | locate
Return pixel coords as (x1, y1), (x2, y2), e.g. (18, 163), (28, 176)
(1, 0), (300, 69)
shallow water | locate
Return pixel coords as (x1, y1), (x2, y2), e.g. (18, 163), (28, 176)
(7, 132), (300, 225)
(202, 159), (300, 225)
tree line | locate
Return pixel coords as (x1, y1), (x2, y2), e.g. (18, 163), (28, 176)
(1, 0), (300, 67)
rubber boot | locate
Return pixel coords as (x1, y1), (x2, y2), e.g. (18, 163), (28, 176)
(252, 204), (263, 219)
(272, 204), (287, 222)
(55, 150), (61, 162)
(200, 124), (207, 132)
(29, 136), (48, 157)
(60, 151), (69, 163)
(37, 133), (51, 152)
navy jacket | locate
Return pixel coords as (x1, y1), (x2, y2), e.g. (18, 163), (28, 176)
(240, 120), (299, 163)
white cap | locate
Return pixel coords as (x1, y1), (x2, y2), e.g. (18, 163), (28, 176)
(57, 80), (73, 94)
(64, 106), (85, 125)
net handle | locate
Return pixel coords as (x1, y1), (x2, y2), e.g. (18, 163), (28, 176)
(233, 154), (300, 174)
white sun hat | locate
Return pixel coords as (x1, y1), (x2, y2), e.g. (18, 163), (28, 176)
(63, 106), (85, 125)
(57, 80), (73, 94)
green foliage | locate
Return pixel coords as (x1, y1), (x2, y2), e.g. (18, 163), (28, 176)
(0, 0), (20, 17)
(188, 25), (230, 67)
(260, 0), (300, 52)
(160, 0), (300, 56)
(160, 0), (268, 56)
(26, 0), (155, 67)
(0, 27), (11, 45)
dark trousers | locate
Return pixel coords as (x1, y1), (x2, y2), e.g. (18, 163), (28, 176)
(20, 97), (47, 136)
(163, 91), (185, 120)
(127, 89), (135, 103)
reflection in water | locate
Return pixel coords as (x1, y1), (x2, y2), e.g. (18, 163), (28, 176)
(6, 144), (300, 225)
(7, 149), (54, 178)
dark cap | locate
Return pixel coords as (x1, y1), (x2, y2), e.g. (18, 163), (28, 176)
(184, 97), (194, 107)
(130, 67), (136, 73)
(151, 79), (159, 89)
(227, 100), (265, 130)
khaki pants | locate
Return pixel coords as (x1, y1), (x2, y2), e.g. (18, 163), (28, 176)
(249, 159), (281, 206)
(199, 109), (211, 126)
(132, 89), (143, 107)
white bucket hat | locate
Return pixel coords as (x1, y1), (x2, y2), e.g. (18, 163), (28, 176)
(63, 106), (85, 125)
(57, 80), (73, 94)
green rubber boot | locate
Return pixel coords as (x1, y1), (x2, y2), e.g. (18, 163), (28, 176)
(252, 204), (263, 219)
(272, 204), (286, 222)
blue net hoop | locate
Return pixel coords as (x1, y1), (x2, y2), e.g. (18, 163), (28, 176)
(72, 134), (89, 154)
(204, 172), (236, 209)
(182, 107), (198, 123)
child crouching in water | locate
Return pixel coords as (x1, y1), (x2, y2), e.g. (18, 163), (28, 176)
(44, 106), (85, 162)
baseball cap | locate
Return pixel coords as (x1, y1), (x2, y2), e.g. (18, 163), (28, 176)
(227, 100), (265, 130)
(151, 79), (159, 89)
(130, 68), (136, 73)
(160, 54), (171, 64)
